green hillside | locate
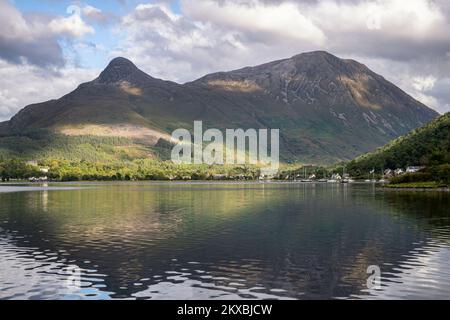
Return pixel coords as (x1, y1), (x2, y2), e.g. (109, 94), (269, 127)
(0, 52), (438, 165)
(347, 112), (450, 179)
(0, 130), (172, 163)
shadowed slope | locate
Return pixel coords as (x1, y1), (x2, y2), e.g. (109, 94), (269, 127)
(0, 52), (439, 164)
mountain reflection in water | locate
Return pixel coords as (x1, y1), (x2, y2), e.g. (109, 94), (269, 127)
(0, 182), (449, 300)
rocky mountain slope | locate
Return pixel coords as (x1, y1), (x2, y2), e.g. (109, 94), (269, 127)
(0, 51), (439, 164)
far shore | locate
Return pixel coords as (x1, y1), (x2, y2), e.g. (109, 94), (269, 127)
(383, 187), (449, 192)
(0, 180), (448, 191)
(383, 182), (449, 192)
(0, 179), (382, 184)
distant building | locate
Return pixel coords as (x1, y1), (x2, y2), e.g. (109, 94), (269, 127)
(394, 168), (404, 175)
(259, 173), (276, 180)
(331, 173), (342, 180)
(384, 169), (393, 177)
(28, 176), (48, 182)
(25, 161), (50, 182)
(26, 161), (49, 174)
(406, 166), (425, 173)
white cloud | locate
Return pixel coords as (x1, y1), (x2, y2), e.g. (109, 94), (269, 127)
(0, 0), (95, 66)
(412, 76), (437, 92)
(112, 0), (450, 113)
(1, 0), (450, 120)
(115, 2), (254, 82)
(114, 2), (326, 82)
(49, 6), (95, 38)
(348, 55), (449, 113)
(0, 0), (63, 66)
(183, 0), (326, 45)
(311, 0), (445, 36)
(0, 59), (99, 121)
(82, 4), (118, 25)
(83, 5), (102, 17)
(0, 1), (99, 121)
(425, 77), (450, 113)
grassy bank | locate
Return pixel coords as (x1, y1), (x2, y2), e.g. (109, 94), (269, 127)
(386, 181), (449, 189)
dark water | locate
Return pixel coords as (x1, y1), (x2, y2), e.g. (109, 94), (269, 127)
(0, 182), (449, 300)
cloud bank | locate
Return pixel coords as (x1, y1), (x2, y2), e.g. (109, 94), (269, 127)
(113, 0), (450, 113)
(1, 0), (449, 122)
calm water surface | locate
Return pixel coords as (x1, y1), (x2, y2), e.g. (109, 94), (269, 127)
(0, 182), (449, 300)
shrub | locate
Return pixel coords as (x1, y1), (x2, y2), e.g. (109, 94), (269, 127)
(389, 172), (432, 184)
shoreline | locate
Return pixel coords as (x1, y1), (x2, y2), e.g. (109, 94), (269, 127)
(382, 185), (450, 192)
(1, 180), (448, 191)
(384, 188), (449, 192)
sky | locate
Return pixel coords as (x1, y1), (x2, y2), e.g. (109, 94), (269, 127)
(1, 0), (450, 121)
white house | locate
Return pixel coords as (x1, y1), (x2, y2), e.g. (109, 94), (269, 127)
(331, 173), (342, 180)
(406, 166), (425, 173)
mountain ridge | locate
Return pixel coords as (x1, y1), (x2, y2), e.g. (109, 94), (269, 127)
(0, 51), (439, 164)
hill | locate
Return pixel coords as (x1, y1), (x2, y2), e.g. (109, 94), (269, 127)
(347, 112), (450, 174)
(0, 51), (439, 164)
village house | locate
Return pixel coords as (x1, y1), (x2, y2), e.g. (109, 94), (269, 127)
(331, 173), (342, 180)
(26, 161), (50, 182)
(384, 169), (393, 177)
(406, 166), (425, 173)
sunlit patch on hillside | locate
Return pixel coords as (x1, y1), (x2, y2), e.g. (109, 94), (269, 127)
(340, 75), (382, 110)
(59, 124), (172, 146)
(207, 80), (263, 93)
(119, 81), (143, 96)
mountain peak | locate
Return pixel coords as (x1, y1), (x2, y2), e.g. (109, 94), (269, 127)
(108, 57), (136, 67)
(290, 50), (353, 68)
(96, 57), (140, 84)
(195, 50), (361, 93)
(3, 51), (438, 165)
(292, 50), (334, 58)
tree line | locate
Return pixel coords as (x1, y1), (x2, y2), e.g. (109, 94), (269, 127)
(0, 157), (264, 182)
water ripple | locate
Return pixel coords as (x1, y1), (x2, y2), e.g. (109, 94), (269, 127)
(0, 182), (449, 299)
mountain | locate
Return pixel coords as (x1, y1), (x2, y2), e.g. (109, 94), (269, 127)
(0, 51), (439, 164)
(347, 112), (450, 173)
